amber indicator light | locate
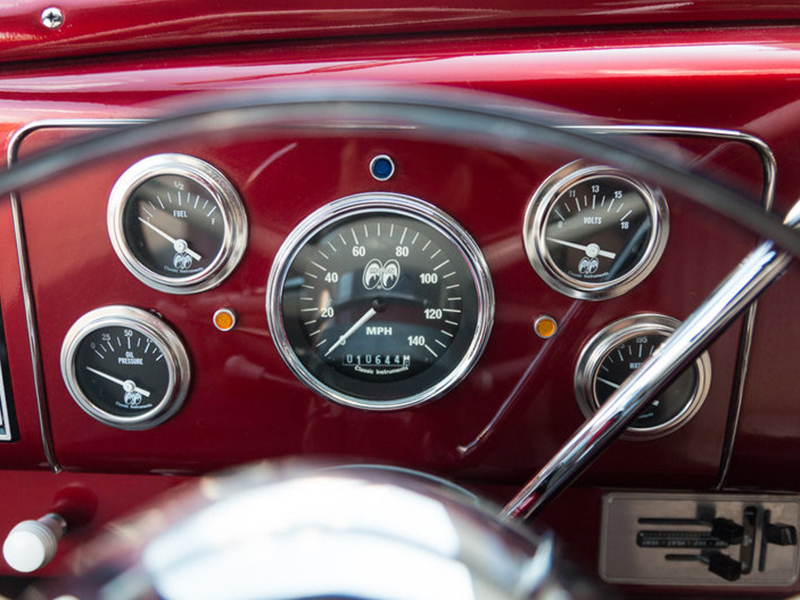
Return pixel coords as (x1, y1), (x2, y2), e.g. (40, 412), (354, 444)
(213, 309), (237, 332)
(534, 315), (558, 339)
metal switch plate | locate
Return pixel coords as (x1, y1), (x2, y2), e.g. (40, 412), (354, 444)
(600, 492), (800, 587)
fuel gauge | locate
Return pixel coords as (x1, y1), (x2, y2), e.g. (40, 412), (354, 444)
(108, 154), (247, 294)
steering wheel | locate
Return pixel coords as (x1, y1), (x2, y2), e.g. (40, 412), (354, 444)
(6, 86), (800, 599)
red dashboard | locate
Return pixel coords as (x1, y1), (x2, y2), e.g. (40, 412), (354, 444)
(0, 1), (799, 595)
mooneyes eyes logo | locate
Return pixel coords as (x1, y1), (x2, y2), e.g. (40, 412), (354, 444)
(578, 256), (599, 275)
(123, 391), (143, 407)
(363, 258), (401, 291)
(173, 253), (193, 270)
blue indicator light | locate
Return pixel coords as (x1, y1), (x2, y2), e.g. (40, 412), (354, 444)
(369, 155), (395, 181)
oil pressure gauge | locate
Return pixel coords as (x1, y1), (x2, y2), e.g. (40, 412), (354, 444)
(575, 314), (711, 440)
(61, 306), (190, 429)
(108, 154), (247, 294)
(524, 162), (668, 300)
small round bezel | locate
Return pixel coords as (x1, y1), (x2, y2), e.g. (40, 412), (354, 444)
(266, 192), (494, 411)
(524, 162), (669, 300)
(369, 154), (395, 181)
(574, 313), (711, 440)
(107, 154), (248, 295)
(60, 306), (191, 430)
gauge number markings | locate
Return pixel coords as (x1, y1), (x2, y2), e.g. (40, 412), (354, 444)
(300, 220), (460, 364)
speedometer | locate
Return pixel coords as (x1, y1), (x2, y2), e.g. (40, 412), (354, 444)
(266, 193), (493, 410)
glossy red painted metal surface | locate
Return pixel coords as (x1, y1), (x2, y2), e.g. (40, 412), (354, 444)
(9, 123), (755, 487)
(3, 1), (800, 66)
(725, 264), (800, 491)
(0, 25), (796, 592)
(0, 27), (792, 484)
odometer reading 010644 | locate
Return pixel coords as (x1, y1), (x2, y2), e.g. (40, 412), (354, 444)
(267, 194), (494, 410)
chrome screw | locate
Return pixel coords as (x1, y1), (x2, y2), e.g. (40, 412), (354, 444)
(41, 7), (64, 29)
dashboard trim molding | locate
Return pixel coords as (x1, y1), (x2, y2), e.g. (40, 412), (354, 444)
(5, 118), (775, 474)
(7, 118), (149, 472)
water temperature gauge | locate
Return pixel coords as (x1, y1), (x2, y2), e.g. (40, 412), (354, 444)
(108, 154), (247, 294)
(61, 306), (190, 429)
(574, 314), (711, 440)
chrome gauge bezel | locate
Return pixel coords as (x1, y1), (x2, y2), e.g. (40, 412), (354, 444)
(574, 314), (711, 440)
(108, 154), (248, 294)
(266, 192), (494, 411)
(60, 306), (191, 430)
(524, 162), (669, 300)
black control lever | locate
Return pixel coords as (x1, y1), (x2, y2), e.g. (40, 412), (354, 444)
(765, 522), (798, 546)
(711, 517), (744, 545)
(759, 509), (799, 572)
(666, 552), (742, 582)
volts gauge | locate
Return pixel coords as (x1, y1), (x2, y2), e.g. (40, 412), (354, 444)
(61, 306), (190, 429)
(575, 314), (711, 440)
(524, 162), (668, 300)
(267, 193), (493, 410)
(108, 154), (247, 294)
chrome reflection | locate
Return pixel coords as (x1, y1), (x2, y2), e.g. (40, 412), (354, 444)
(32, 464), (583, 600)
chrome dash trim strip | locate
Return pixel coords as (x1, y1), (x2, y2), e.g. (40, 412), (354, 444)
(563, 124), (777, 203)
(716, 305), (758, 489)
(6, 119), (775, 476)
(7, 118), (148, 472)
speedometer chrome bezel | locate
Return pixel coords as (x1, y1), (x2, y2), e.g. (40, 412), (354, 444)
(108, 153), (248, 295)
(60, 306), (191, 430)
(524, 161), (669, 300)
(574, 314), (711, 440)
(266, 192), (494, 411)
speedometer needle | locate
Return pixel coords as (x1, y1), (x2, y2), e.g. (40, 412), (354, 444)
(324, 307), (377, 358)
(547, 237), (616, 260)
(86, 366), (151, 397)
(138, 218), (202, 261)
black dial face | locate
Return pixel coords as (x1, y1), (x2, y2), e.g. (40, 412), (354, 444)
(63, 307), (190, 429)
(278, 209), (487, 406)
(122, 174), (225, 279)
(544, 174), (654, 284)
(74, 325), (172, 418)
(593, 333), (698, 431)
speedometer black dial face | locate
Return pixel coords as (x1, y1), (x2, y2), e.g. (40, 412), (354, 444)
(575, 314), (711, 439)
(61, 306), (191, 430)
(525, 162), (668, 300)
(267, 194), (493, 410)
(108, 154), (247, 294)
